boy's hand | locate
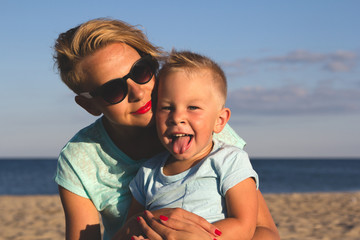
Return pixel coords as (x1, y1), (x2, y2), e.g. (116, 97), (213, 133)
(111, 214), (145, 240)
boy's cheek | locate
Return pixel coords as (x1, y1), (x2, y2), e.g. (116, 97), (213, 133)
(156, 113), (169, 126)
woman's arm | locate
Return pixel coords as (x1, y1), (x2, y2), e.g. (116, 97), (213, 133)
(137, 210), (219, 240)
(252, 191), (280, 240)
(131, 190), (279, 240)
(113, 208), (220, 240)
(58, 186), (101, 240)
(131, 178), (258, 240)
(129, 190), (279, 240)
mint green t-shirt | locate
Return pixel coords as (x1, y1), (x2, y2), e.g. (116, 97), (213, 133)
(55, 117), (246, 240)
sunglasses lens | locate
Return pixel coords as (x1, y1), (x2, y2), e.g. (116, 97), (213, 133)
(132, 59), (154, 84)
(90, 55), (157, 104)
(102, 79), (127, 104)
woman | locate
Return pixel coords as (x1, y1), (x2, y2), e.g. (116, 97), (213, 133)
(54, 18), (279, 240)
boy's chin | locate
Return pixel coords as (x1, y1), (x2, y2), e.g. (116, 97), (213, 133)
(169, 154), (189, 162)
(167, 149), (193, 161)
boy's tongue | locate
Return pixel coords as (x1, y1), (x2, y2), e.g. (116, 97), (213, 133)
(172, 136), (191, 154)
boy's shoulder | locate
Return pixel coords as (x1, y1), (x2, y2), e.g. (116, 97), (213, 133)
(142, 151), (170, 169)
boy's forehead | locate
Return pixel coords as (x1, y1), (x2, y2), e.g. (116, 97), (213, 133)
(164, 68), (221, 92)
(159, 69), (209, 94)
(161, 68), (213, 84)
(159, 68), (225, 106)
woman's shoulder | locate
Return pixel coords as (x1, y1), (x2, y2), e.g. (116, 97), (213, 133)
(209, 139), (250, 166)
(213, 124), (246, 149)
(59, 118), (126, 167)
(68, 118), (103, 143)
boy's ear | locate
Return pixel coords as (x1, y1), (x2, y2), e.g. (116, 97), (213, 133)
(75, 95), (102, 116)
(213, 107), (231, 133)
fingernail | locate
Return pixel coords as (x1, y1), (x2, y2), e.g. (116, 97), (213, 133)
(131, 237), (135, 240)
(136, 216), (141, 222)
(159, 215), (168, 221)
(215, 229), (222, 236)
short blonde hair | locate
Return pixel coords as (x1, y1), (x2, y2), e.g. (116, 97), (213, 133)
(54, 18), (163, 93)
(158, 50), (227, 105)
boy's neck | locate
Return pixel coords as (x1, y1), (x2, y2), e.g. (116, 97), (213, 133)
(163, 141), (214, 176)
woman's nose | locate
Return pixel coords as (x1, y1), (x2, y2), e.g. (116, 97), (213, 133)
(127, 79), (145, 102)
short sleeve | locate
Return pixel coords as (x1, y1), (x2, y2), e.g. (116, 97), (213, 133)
(214, 124), (246, 149)
(54, 149), (89, 198)
(214, 146), (258, 195)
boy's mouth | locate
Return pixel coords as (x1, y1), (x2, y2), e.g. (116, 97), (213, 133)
(171, 134), (193, 154)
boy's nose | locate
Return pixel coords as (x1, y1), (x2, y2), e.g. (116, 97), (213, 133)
(169, 111), (186, 125)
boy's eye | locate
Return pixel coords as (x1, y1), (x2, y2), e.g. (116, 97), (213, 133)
(161, 106), (172, 111)
(188, 106), (199, 110)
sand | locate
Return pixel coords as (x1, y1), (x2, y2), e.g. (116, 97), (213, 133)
(1, 192), (359, 240)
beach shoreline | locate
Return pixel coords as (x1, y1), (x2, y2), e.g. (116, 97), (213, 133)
(1, 192), (359, 240)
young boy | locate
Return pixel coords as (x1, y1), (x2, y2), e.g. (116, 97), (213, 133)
(128, 51), (259, 240)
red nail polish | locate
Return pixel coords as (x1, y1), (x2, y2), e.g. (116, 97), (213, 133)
(215, 229), (222, 236)
(159, 215), (168, 221)
(131, 237), (135, 240)
(136, 216), (141, 222)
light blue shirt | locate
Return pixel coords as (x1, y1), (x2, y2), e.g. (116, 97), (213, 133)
(129, 139), (258, 223)
(55, 118), (246, 239)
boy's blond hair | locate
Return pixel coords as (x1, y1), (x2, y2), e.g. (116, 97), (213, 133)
(158, 50), (227, 106)
(54, 18), (162, 94)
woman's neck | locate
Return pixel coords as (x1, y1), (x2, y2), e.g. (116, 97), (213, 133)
(102, 118), (164, 160)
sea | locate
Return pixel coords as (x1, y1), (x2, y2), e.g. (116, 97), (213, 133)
(0, 158), (360, 195)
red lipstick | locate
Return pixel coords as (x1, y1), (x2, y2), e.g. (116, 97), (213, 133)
(132, 100), (152, 115)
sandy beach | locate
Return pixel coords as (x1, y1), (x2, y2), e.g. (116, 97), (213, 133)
(1, 192), (359, 240)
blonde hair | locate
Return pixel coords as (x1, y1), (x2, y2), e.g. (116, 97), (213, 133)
(158, 50), (227, 105)
(54, 18), (163, 93)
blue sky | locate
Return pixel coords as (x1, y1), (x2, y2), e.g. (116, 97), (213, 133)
(1, 0), (359, 158)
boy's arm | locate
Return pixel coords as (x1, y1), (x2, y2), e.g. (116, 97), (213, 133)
(127, 197), (146, 222)
(213, 178), (258, 240)
(112, 197), (146, 240)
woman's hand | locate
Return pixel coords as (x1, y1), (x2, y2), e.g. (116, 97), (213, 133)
(130, 235), (148, 240)
(134, 210), (221, 240)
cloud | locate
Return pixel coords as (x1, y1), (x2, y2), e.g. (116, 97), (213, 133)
(263, 50), (325, 63)
(227, 85), (360, 115)
(323, 61), (355, 72)
(224, 49), (359, 73)
(223, 49), (360, 116)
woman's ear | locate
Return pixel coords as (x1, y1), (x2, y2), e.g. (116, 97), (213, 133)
(213, 107), (231, 133)
(75, 95), (102, 116)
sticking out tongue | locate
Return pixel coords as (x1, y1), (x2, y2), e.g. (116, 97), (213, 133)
(172, 135), (192, 154)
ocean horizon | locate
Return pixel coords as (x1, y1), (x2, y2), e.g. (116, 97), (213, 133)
(1, 158), (360, 195)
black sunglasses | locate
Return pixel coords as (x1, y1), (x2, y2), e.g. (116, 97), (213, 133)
(79, 54), (158, 104)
